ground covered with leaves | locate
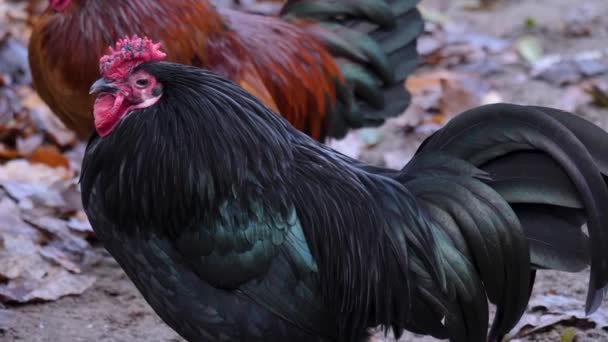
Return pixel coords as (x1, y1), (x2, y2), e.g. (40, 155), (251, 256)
(1, 0), (608, 341)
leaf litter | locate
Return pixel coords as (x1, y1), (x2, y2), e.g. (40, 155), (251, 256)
(0, 0), (95, 305)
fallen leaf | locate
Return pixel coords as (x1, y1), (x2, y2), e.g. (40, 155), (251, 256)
(29, 145), (70, 169)
(561, 327), (577, 342)
(55, 181), (84, 215)
(20, 91), (76, 148)
(509, 294), (608, 339)
(524, 17), (537, 30)
(0, 159), (71, 184)
(359, 128), (383, 147)
(23, 215), (89, 254)
(0, 268), (95, 303)
(418, 5), (451, 25)
(406, 70), (490, 122)
(2, 181), (66, 208)
(481, 90), (503, 105)
(462, 0), (500, 10)
(0, 143), (18, 159)
(40, 246), (82, 273)
(417, 20), (509, 68)
(575, 59), (608, 77)
(67, 217), (93, 235)
(444, 24), (509, 53)
(326, 132), (363, 160)
(383, 150), (415, 170)
(0, 197), (41, 242)
(16, 133), (44, 156)
(0, 231), (47, 281)
(584, 80), (608, 108)
(0, 187), (95, 304)
(536, 61), (582, 86)
(417, 35), (443, 57)
(559, 86), (591, 112)
(562, 3), (599, 37)
(516, 36), (543, 64)
(0, 34), (31, 85)
(531, 50), (608, 86)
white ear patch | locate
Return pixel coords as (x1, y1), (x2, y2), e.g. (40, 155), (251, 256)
(132, 94), (162, 110)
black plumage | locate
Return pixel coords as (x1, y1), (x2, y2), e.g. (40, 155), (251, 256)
(82, 61), (608, 342)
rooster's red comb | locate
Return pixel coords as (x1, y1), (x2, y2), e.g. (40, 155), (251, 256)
(99, 35), (167, 79)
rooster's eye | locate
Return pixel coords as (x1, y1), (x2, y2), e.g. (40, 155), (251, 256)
(135, 79), (149, 87)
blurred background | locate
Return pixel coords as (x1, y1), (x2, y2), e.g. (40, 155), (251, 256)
(0, 0), (607, 341)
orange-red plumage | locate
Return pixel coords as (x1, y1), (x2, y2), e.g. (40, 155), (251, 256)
(29, 0), (423, 140)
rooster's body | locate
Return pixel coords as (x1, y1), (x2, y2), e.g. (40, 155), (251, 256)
(81, 37), (608, 342)
(29, 0), (422, 140)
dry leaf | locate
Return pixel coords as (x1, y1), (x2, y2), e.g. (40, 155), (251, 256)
(0, 172), (94, 305)
(0, 268), (95, 303)
(0, 35), (30, 85)
(326, 132), (364, 160)
(536, 61), (582, 86)
(20, 91), (76, 148)
(0, 197), (41, 241)
(0, 231), (47, 281)
(40, 246), (82, 273)
(584, 80), (608, 108)
(16, 133), (44, 156)
(406, 70), (490, 123)
(516, 36), (543, 64)
(67, 217), (93, 235)
(0, 159), (71, 184)
(383, 150), (415, 170)
(531, 50), (608, 86)
(23, 215), (89, 254)
(29, 145), (70, 169)
(562, 3), (599, 37)
(0, 143), (18, 159)
(509, 294), (608, 339)
(2, 181), (66, 209)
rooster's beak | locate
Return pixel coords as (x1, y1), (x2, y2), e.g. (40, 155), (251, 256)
(89, 78), (119, 95)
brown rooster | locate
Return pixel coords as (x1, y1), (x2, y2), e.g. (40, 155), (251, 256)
(29, 0), (423, 140)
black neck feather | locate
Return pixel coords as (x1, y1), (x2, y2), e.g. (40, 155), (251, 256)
(81, 62), (298, 231)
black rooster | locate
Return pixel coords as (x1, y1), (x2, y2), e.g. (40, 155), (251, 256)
(81, 36), (608, 342)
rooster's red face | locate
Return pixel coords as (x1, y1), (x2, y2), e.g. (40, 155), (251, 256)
(90, 35), (167, 137)
(49, 0), (71, 12)
(90, 70), (163, 137)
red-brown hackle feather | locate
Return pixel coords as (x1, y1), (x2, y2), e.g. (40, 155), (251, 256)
(100, 36), (167, 80)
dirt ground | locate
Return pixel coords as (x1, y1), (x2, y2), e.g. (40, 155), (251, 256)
(3, 0), (608, 341)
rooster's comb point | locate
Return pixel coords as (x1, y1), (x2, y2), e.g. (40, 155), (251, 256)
(99, 35), (167, 79)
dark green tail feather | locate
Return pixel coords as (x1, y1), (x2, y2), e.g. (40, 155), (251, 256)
(403, 153), (531, 341)
(412, 103), (608, 340)
(280, 0), (423, 137)
(513, 204), (589, 272)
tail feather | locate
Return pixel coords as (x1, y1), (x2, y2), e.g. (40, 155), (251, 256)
(419, 104), (608, 313)
(280, 0), (396, 25)
(514, 204), (589, 272)
(530, 106), (608, 174)
(483, 151), (582, 208)
(280, 0), (423, 136)
(481, 151), (590, 271)
(402, 153), (531, 341)
(411, 103), (608, 339)
(438, 239), (488, 342)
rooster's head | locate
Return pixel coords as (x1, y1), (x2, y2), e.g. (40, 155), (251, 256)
(89, 36), (167, 137)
